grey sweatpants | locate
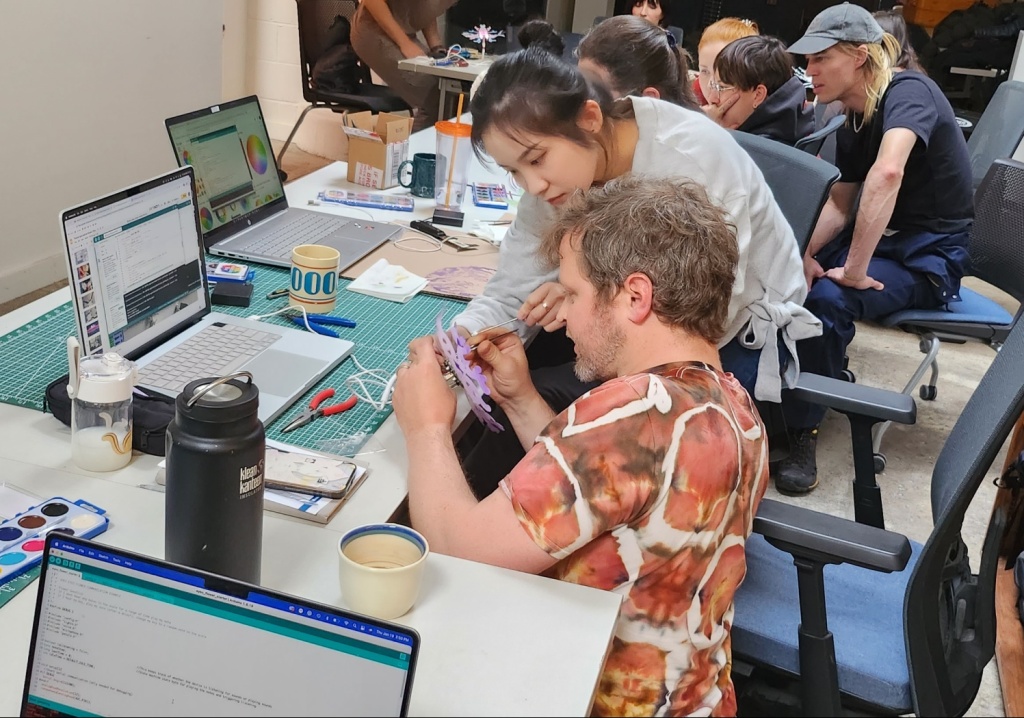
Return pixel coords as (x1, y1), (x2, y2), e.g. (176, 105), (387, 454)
(351, 10), (441, 132)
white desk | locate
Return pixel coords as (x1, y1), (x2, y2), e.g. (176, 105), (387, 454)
(397, 57), (494, 120)
(0, 135), (621, 716)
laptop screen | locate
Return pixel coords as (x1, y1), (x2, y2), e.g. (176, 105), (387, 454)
(165, 96), (287, 247)
(23, 535), (418, 717)
(61, 167), (209, 358)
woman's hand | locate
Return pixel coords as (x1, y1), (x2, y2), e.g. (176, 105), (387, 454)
(518, 283), (566, 332)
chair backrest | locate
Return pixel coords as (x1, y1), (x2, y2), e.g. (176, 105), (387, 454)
(295, 0), (366, 101)
(729, 130), (841, 254)
(795, 113), (846, 156)
(967, 158), (1024, 306)
(966, 80), (1024, 191)
(904, 305), (1024, 715)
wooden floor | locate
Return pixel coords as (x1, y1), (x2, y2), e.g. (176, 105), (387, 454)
(0, 141), (336, 318)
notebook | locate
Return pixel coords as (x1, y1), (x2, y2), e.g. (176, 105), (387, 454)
(165, 95), (400, 269)
(59, 166), (353, 426)
(22, 534), (419, 716)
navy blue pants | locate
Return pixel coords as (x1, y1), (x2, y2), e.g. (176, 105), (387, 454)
(781, 241), (947, 430)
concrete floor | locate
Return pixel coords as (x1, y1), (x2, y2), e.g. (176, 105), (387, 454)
(2, 142), (1014, 715)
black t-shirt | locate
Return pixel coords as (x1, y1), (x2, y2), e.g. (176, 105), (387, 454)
(835, 71), (974, 235)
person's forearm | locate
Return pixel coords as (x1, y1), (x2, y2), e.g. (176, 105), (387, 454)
(806, 197), (849, 257)
(360, 0), (416, 51)
(406, 427), (478, 556)
(502, 391), (557, 452)
(845, 164), (903, 278)
(422, 19), (442, 49)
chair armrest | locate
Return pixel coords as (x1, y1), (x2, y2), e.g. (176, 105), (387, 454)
(793, 372), (917, 424)
(754, 499), (912, 573)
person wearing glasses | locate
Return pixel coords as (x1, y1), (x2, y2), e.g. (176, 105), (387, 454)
(695, 17), (759, 106)
(706, 35), (814, 146)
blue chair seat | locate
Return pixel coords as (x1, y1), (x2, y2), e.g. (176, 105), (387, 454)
(732, 534), (923, 714)
(881, 287), (1013, 328)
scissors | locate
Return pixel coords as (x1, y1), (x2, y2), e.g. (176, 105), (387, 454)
(281, 389), (358, 433)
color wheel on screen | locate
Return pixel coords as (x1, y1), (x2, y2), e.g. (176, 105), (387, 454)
(182, 149), (192, 165)
(199, 207), (213, 230)
(246, 135), (269, 174)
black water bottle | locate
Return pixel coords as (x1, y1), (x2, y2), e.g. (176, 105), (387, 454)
(165, 372), (265, 583)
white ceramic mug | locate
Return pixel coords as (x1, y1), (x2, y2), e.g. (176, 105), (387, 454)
(338, 523), (429, 620)
(289, 244), (341, 312)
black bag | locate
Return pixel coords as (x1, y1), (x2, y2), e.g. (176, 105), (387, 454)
(44, 374), (176, 457)
(311, 15), (361, 95)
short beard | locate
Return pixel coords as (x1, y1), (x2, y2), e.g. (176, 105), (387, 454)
(573, 312), (624, 383)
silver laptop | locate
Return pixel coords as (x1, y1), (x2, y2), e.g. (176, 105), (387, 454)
(164, 94), (400, 269)
(24, 534), (419, 716)
(60, 166), (353, 425)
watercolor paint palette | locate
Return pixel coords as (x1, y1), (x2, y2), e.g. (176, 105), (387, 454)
(0, 497), (108, 587)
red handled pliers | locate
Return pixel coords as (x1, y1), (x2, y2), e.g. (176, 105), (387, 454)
(281, 389), (357, 433)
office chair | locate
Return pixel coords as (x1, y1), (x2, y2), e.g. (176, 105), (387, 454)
(731, 130), (919, 527)
(276, 0), (410, 172)
(729, 131), (841, 460)
(731, 303), (1024, 717)
(965, 80), (1024, 191)
(795, 113), (846, 157)
(729, 131), (840, 254)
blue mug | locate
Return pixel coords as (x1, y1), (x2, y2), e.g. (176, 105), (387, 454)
(398, 152), (436, 198)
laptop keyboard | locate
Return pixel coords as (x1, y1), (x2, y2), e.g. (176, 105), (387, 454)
(245, 213), (349, 260)
(139, 323), (279, 393)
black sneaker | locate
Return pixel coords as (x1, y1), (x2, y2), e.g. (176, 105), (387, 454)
(774, 428), (819, 495)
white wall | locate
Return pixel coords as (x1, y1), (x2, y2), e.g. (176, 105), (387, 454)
(0, 0), (223, 305)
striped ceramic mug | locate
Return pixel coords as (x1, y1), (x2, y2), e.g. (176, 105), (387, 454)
(289, 244), (341, 312)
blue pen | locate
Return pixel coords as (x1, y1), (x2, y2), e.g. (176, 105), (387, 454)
(290, 316), (339, 337)
(306, 314), (358, 328)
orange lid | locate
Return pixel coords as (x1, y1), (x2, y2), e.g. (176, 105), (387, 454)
(435, 120), (473, 137)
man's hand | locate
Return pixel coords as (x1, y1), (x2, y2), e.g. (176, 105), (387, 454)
(468, 328), (534, 409)
(392, 337), (456, 435)
(518, 282), (566, 332)
(823, 266), (885, 291)
(804, 254), (825, 290)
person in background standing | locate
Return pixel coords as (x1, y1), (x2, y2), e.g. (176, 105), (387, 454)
(351, 0), (460, 132)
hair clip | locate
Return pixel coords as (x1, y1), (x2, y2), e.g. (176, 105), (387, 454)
(665, 30), (677, 49)
(741, 18), (755, 27)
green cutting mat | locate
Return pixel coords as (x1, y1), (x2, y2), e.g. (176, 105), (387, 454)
(0, 565), (40, 610)
(0, 258), (466, 453)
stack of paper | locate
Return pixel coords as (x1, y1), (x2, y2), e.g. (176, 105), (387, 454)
(346, 258), (428, 303)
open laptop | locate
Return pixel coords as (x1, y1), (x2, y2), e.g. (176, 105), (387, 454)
(164, 95), (400, 269)
(60, 166), (353, 425)
(22, 534), (419, 716)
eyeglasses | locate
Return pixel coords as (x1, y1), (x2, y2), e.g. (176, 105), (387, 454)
(709, 79), (737, 94)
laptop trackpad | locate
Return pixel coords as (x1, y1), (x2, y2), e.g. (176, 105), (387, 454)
(243, 350), (324, 397)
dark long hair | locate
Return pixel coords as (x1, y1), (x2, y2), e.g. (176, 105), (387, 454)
(469, 47), (629, 162)
(873, 9), (926, 73)
(578, 15), (697, 108)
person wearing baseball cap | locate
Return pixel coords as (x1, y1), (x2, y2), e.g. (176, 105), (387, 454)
(774, 3), (974, 495)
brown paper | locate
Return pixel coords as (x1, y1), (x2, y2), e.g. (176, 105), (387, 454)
(341, 228), (500, 301)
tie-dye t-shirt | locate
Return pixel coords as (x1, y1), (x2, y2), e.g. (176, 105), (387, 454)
(501, 362), (768, 717)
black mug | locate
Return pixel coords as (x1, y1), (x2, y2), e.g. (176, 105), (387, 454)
(398, 152), (436, 198)
(165, 372), (265, 584)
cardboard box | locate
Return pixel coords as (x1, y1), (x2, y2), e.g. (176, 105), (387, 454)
(342, 110), (413, 189)
(903, 0), (999, 29)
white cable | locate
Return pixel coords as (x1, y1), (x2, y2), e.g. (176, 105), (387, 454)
(393, 235), (442, 253)
(246, 304), (318, 334)
(345, 355), (399, 411)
